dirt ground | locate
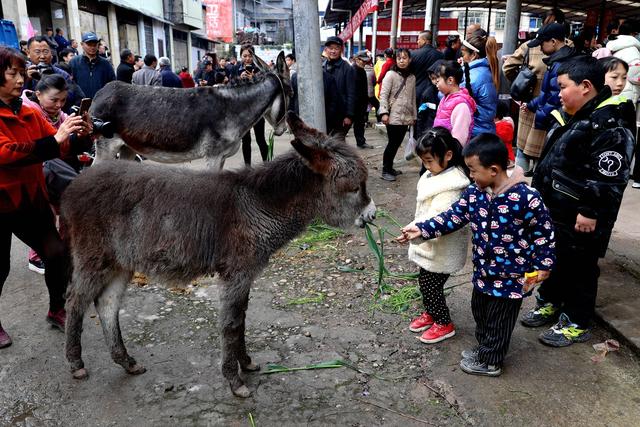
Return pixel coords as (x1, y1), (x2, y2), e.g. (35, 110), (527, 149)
(1, 128), (640, 426)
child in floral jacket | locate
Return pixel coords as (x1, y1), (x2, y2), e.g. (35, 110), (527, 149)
(399, 134), (555, 376)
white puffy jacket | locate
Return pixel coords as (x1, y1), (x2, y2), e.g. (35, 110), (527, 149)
(408, 166), (470, 274)
(607, 35), (640, 103)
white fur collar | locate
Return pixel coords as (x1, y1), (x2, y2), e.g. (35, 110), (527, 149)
(416, 166), (470, 201)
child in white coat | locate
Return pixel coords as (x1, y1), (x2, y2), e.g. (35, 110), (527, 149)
(407, 127), (471, 344)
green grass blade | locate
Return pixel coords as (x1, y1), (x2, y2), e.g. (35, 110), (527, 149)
(262, 359), (346, 375)
(248, 413), (256, 427)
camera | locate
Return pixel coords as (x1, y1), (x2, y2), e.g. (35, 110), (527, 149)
(69, 106), (115, 138)
(26, 61), (54, 80)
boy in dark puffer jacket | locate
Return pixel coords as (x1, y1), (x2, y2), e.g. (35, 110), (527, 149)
(399, 135), (556, 376)
(526, 56), (636, 347)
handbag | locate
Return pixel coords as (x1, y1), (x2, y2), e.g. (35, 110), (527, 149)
(404, 126), (417, 161)
(510, 47), (537, 102)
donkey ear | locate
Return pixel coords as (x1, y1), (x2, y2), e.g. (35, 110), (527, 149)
(287, 112), (332, 175)
(290, 138), (333, 175)
(276, 51), (288, 77)
(286, 111), (324, 138)
(254, 53), (270, 72)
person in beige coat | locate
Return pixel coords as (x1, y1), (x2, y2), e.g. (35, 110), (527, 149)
(503, 42), (547, 174)
(405, 128), (470, 344)
(503, 8), (570, 175)
(378, 48), (417, 181)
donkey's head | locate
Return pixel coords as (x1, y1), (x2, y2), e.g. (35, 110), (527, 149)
(287, 112), (376, 228)
(259, 52), (291, 136)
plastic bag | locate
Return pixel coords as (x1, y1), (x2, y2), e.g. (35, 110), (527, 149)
(404, 126), (417, 161)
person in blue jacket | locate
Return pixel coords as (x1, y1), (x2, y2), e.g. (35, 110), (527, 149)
(460, 31), (499, 136)
(522, 23), (576, 132)
(68, 32), (115, 98)
(399, 134), (555, 377)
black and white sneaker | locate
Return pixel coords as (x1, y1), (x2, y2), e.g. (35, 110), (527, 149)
(459, 357), (502, 377)
(28, 259), (45, 275)
(460, 347), (479, 360)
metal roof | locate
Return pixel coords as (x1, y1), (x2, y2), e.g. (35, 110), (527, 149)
(324, 0), (640, 26)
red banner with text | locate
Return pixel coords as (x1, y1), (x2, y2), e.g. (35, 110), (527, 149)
(338, 0), (379, 42)
(203, 0), (234, 42)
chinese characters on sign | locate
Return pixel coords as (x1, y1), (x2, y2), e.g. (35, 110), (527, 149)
(203, 0), (233, 42)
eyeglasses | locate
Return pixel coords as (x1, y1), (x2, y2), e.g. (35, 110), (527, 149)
(32, 49), (51, 55)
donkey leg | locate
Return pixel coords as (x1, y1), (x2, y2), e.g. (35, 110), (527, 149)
(94, 272), (146, 375)
(65, 271), (105, 380)
(238, 295), (259, 372)
(94, 136), (125, 164)
(219, 279), (252, 397)
(205, 155), (226, 171)
(117, 144), (138, 161)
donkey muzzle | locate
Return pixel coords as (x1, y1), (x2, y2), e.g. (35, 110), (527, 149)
(355, 199), (376, 228)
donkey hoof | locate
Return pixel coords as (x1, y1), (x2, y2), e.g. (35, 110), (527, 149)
(232, 385), (252, 398)
(241, 362), (261, 372)
(72, 368), (88, 380)
(126, 363), (147, 375)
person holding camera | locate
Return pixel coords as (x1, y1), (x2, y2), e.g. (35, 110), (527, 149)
(24, 36), (85, 112)
(0, 47), (91, 348)
(232, 45), (268, 166)
(21, 74), (94, 274)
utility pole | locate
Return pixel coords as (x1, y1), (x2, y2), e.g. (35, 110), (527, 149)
(390, 0), (399, 49)
(292, 0), (327, 132)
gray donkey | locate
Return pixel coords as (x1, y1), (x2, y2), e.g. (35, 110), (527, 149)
(61, 112), (376, 397)
(90, 51), (291, 170)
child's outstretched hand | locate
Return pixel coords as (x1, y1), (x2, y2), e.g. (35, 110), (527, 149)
(397, 224), (422, 243)
(522, 270), (550, 294)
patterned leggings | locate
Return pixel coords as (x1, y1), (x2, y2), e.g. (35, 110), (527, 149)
(418, 269), (452, 325)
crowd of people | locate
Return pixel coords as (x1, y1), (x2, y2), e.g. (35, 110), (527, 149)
(0, 15), (639, 387)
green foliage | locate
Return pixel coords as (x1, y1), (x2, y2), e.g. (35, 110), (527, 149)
(267, 130), (275, 161)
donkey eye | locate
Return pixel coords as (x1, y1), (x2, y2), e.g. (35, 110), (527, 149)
(349, 187), (359, 193)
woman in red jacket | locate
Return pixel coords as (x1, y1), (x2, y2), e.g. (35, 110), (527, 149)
(0, 47), (88, 348)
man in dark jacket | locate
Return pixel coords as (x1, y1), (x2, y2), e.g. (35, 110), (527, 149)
(411, 30), (443, 108)
(523, 23), (576, 131)
(158, 57), (183, 88)
(116, 49), (135, 84)
(24, 36), (85, 112)
(69, 32), (116, 98)
(289, 70), (339, 133)
(323, 36), (356, 141)
(352, 51), (374, 149)
(525, 56), (636, 347)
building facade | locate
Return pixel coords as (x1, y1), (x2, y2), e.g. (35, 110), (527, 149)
(0, 0), (217, 72)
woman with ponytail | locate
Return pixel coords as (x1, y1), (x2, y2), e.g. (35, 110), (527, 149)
(460, 30), (499, 136)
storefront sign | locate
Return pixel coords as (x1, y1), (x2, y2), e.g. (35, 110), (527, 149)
(203, 0), (233, 42)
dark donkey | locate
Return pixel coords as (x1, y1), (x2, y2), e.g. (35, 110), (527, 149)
(90, 52), (291, 169)
(61, 112), (376, 397)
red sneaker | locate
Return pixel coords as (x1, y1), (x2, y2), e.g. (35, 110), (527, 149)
(409, 312), (434, 332)
(0, 324), (12, 348)
(47, 309), (66, 332)
(418, 323), (455, 344)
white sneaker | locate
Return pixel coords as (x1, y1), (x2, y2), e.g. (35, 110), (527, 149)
(632, 182), (640, 189)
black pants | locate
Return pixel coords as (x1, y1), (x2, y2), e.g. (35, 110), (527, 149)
(632, 138), (640, 181)
(471, 288), (523, 366)
(538, 225), (600, 328)
(418, 269), (451, 324)
(353, 110), (368, 147)
(328, 123), (352, 143)
(241, 117), (268, 166)
(369, 96), (379, 113)
(383, 124), (408, 173)
(0, 196), (70, 312)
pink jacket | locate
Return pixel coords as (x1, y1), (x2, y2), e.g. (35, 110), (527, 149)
(433, 88), (476, 145)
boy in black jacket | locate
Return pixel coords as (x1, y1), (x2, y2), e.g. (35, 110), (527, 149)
(526, 56), (636, 347)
